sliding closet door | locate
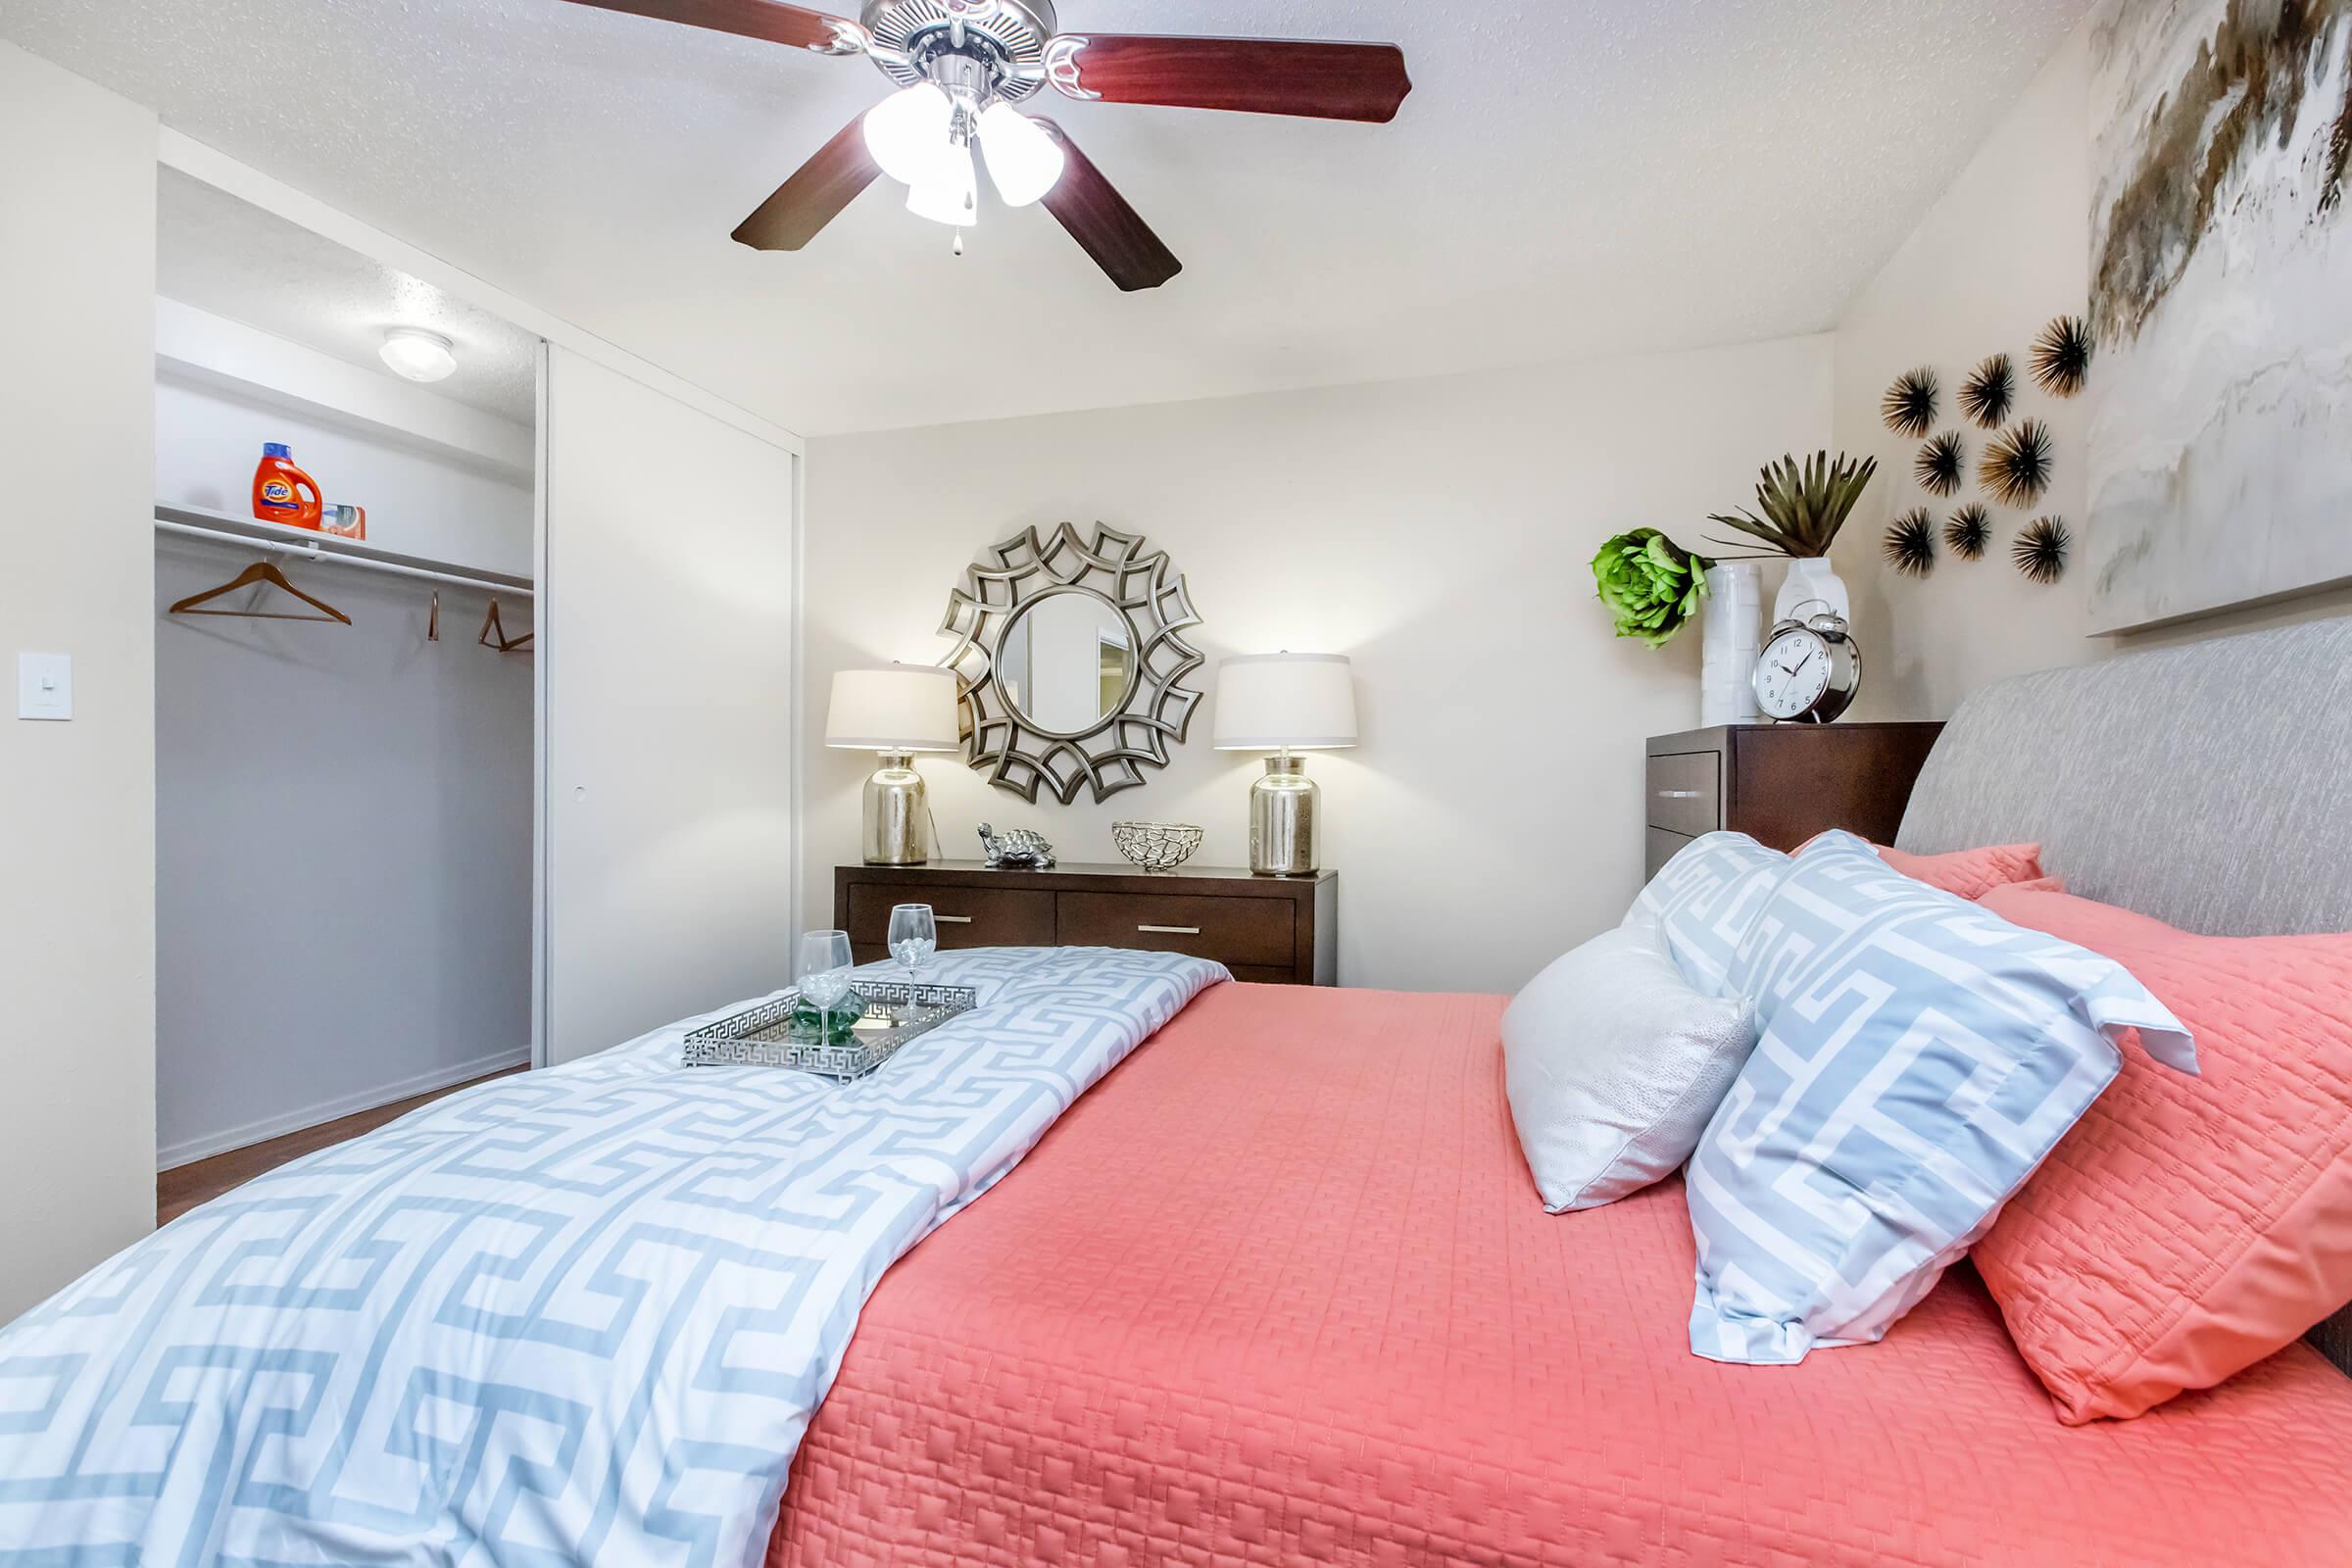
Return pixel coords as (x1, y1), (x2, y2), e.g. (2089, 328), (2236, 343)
(538, 346), (797, 1065)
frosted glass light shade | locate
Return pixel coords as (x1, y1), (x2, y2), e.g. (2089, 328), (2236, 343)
(379, 327), (456, 383)
(1212, 653), (1358, 750)
(977, 103), (1064, 206)
(825, 665), (961, 752)
(862, 82), (952, 184)
(906, 140), (978, 227)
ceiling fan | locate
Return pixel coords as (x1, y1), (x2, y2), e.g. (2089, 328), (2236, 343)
(558, 0), (1412, 290)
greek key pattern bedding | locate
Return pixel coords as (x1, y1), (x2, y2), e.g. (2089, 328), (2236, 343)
(0, 947), (1226, 1567)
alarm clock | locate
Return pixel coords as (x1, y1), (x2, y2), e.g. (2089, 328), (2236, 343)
(1752, 602), (1861, 723)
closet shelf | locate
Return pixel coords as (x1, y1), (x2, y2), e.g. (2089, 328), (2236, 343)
(154, 503), (534, 598)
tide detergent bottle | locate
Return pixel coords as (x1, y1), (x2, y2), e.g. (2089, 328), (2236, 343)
(251, 443), (323, 529)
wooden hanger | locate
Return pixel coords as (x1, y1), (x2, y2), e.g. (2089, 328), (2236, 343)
(478, 597), (534, 653)
(169, 560), (351, 624)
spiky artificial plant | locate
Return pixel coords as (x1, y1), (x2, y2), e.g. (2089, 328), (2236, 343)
(1882, 368), (1939, 439)
(2031, 315), (2094, 397)
(1981, 419), (2056, 508)
(1706, 452), (1880, 559)
(1944, 503), (1992, 561)
(1915, 432), (1966, 497)
(2013, 516), (2072, 584)
(1959, 353), (2017, 429)
(1885, 509), (1937, 577)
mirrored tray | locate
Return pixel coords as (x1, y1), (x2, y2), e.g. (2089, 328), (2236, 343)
(682, 981), (978, 1080)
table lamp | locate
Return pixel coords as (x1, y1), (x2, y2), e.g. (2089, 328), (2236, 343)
(826, 664), (962, 865)
(1211, 652), (1357, 876)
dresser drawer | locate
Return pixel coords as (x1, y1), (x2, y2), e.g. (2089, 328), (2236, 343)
(1646, 751), (1722, 837)
(1645, 826), (1696, 880)
(845, 882), (1055, 953)
(1057, 891), (1295, 969)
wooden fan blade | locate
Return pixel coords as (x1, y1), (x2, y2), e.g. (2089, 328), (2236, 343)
(1046, 34), (1410, 122)
(556, 0), (863, 55)
(1033, 121), (1181, 292)
(732, 114), (881, 251)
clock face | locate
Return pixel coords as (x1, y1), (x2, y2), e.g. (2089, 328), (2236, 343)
(1755, 628), (1834, 718)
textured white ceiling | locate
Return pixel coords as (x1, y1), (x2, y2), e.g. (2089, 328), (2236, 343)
(158, 169), (541, 424)
(7, 1), (2090, 436)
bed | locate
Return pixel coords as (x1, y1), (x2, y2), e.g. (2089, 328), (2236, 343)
(767, 616), (2352, 1567)
(9, 620), (2352, 1566)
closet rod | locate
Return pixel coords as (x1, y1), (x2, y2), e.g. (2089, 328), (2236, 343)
(155, 518), (535, 599)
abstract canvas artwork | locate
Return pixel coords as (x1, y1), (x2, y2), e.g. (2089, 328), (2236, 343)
(2085, 0), (2352, 632)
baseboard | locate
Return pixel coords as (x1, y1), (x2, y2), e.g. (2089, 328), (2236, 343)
(157, 1046), (531, 1172)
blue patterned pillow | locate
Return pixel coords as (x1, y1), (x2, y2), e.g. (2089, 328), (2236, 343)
(1685, 831), (2196, 1365)
(1625, 832), (1790, 997)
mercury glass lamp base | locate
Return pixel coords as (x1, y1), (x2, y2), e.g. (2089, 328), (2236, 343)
(1248, 755), (1320, 875)
(862, 752), (931, 865)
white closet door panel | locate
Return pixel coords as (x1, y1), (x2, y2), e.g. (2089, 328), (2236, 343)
(540, 346), (796, 1065)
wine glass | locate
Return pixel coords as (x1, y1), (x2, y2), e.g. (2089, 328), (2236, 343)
(887, 904), (937, 1012)
(798, 929), (855, 1043)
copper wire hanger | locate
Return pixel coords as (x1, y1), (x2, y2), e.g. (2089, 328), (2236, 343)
(478, 596), (534, 653)
(169, 559), (351, 624)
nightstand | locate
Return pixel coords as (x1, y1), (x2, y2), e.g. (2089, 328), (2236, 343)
(834, 862), (1339, 986)
(1646, 723), (1945, 877)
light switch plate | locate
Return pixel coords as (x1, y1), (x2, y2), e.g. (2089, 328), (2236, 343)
(18, 653), (72, 720)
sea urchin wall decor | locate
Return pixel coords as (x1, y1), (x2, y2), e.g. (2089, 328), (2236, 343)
(2013, 516), (2072, 584)
(1944, 504), (1992, 561)
(1882, 368), (1940, 439)
(1981, 418), (2056, 508)
(2031, 315), (2094, 397)
(1914, 432), (1967, 497)
(1959, 354), (2018, 429)
(1884, 508), (1937, 578)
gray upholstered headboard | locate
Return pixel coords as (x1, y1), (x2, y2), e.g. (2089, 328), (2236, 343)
(1894, 614), (2352, 1373)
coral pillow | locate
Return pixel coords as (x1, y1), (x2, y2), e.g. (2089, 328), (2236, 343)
(1975, 885), (2352, 1423)
(1873, 841), (2052, 900)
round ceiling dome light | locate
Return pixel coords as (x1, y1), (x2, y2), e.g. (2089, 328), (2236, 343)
(379, 326), (458, 383)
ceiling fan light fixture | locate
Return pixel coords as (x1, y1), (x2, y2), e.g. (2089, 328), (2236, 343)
(862, 81), (952, 185)
(906, 140), (978, 228)
(379, 326), (457, 383)
(977, 102), (1064, 206)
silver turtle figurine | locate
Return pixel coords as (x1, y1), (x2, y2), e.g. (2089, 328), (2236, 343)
(977, 822), (1056, 870)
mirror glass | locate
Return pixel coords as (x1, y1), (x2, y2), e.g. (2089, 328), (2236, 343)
(996, 588), (1136, 738)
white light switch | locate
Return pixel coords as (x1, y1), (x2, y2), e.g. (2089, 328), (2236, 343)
(18, 653), (72, 720)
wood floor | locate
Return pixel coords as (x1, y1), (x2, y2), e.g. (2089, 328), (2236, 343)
(156, 1067), (526, 1226)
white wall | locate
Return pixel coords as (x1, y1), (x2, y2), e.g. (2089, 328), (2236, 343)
(0, 44), (158, 1320)
(152, 310), (534, 1169)
(804, 337), (1835, 996)
(541, 345), (799, 1063)
(1832, 23), (2352, 722)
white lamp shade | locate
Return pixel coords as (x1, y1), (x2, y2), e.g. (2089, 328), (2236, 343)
(906, 140), (978, 227)
(862, 82), (951, 185)
(977, 103), (1065, 206)
(825, 665), (962, 752)
(1211, 653), (1358, 750)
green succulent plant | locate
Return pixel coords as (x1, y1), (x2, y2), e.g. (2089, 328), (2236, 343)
(1707, 451), (1880, 559)
(1592, 528), (1711, 648)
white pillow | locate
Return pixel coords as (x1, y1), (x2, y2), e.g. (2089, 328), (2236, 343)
(1503, 922), (1759, 1212)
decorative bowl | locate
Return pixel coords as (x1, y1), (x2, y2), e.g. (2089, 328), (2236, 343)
(1111, 821), (1205, 873)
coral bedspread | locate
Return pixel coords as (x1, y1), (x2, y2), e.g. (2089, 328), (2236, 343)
(767, 983), (2352, 1568)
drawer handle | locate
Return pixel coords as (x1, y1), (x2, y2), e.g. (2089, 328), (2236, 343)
(1655, 789), (1705, 800)
(1138, 924), (1202, 936)
(935, 914), (974, 925)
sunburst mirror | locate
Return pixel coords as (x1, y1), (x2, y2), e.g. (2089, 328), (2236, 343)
(940, 523), (1204, 804)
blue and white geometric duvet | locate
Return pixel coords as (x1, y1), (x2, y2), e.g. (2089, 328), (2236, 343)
(0, 947), (1226, 1567)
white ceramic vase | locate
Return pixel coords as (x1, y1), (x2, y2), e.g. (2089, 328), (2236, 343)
(1699, 562), (1763, 725)
(1774, 555), (1849, 626)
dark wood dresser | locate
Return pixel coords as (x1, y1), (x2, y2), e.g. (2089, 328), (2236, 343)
(835, 861), (1338, 986)
(1646, 722), (1945, 877)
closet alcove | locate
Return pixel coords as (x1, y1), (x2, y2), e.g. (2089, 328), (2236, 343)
(152, 171), (538, 1172)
